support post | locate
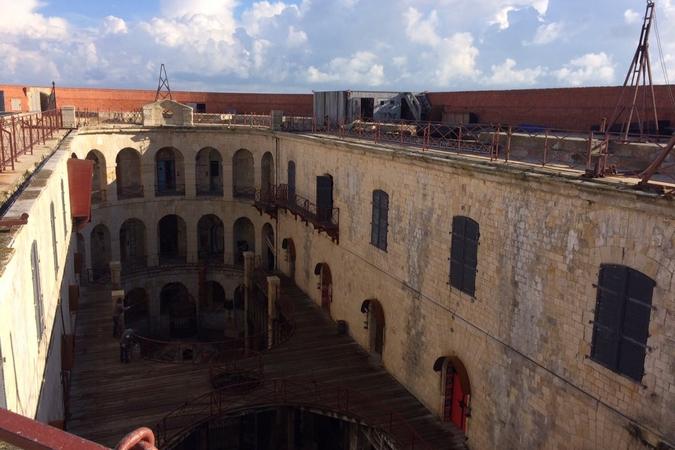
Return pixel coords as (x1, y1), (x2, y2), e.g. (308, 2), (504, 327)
(266, 276), (280, 350)
(243, 251), (255, 354)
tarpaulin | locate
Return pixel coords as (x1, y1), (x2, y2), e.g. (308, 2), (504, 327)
(67, 158), (93, 229)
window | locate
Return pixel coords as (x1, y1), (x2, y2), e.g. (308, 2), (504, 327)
(371, 190), (389, 251)
(50, 202), (58, 275)
(31, 241), (45, 341)
(449, 216), (479, 297)
(591, 264), (654, 381)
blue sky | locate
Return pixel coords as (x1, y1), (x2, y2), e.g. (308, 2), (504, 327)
(1, 0), (673, 93)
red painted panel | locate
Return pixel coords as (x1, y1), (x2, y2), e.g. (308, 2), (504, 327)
(67, 158), (93, 228)
(450, 371), (466, 431)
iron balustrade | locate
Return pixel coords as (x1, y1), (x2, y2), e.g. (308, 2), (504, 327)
(0, 109), (63, 172)
(158, 253), (188, 266)
(117, 184), (144, 199)
(194, 112), (272, 127)
(197, 250), (225, 264)
(196, 185), (224, 196)
(275, 183), (339, 242)
(121, 255), (148, 274)
(75, 109), (142, 127)
(154, 378), (434, 450)
(155, 183), (186, 197)
(233, 185), (256, 200)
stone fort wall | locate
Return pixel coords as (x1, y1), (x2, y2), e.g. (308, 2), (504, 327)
(66, 126), (674, 449)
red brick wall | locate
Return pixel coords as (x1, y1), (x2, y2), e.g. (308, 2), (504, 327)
(426, 85), (675, 131)
(0, 85), (29, 113)
(0, 84), (313, 116)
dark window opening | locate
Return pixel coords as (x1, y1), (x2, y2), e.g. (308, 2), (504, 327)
(370, 190), (389, 251)
(316, 175), (333, 223)
(591, 264), (654, 382)
(196, 103), (206, 113)
(449, 216), (479, 297)
(360, 98), (374, 120)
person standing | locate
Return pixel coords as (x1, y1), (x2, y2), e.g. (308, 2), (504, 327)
(112, 299), (131, 338)
(120, 328), (135, 363)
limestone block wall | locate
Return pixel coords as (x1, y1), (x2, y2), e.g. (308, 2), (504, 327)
(66, 126), (674, 449)
(0, 139), (77, 424)
(275, 134), (674, 450)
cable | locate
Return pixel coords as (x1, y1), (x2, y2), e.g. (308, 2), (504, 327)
(654, 13), (675, 109)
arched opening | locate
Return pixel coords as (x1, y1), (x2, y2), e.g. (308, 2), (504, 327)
(233, 149), (254, 199)
(86, 150), (107, 204)
(199, 281), (226, 340)
(261, 152), (274, 200)
(262, 223), (275, 271)
(233, 217), (255, 265)
(116, 148), (143, 199)
(196, 147), (223, 196)
(120, 218), (147, 272)
(158, 215), (187, 265)
(361, 299), (385, 361)
(315, 263), (332, 317)
(90, 224), (111, 281)
(282, 238), (296, 279)
(155, 147), (185, 196)
(76, 232), (86, 276)
(434, 356), (471, 432)
(160, 283), (196, 339)
(198, 214), (224, 263)
(124, 288), (150, 335)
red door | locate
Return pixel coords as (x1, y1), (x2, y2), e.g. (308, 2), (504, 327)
(444, 368), (467, 431)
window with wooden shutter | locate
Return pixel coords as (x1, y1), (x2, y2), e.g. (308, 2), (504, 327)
(371, 190), (389, 251)
(591, 264), (654, 381)
(449, 216), (479, 297)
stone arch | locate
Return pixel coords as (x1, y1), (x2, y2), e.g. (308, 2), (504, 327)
(86, 150), (107, 204)
(233, 217), (255, 265)
(196, 147), (223, 196)
(116, 148), (143, 199)
(199, 280), (227, 340)
(198, 214), (224, 263)
(158, 214), (187, 264)
(433, 356), (471, 432)
(314, 262), (332, 317)
(90, 224), (111, 281)
(155, 147), (185, 196)
(160, 282), (195, 339)
(120, 218), (147, 272)
(282, 238), (296, 279)
(262, 223), (275, 271)
(361, 299), (385, 361)
(261, 151), (274, 199)
(124, 288), (150, 334)
(232, 149), (254, 199)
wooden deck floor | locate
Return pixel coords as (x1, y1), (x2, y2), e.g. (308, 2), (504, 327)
(67, 277), (467, 449)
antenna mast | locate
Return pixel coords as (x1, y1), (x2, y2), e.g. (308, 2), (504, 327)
(607, 0), (658, 138)
(155, 64), (172, 101)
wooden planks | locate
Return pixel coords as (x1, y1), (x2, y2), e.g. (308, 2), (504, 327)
(67, 278), (466, 449)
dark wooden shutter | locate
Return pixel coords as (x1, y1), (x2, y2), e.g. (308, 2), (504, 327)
(591, 265), (654, 381)
(379, 192), (388, 250)
(316, 175), (333, 222)
(288, 161), (296, 201)
(450, 216), (478, 296)
(371, 191), (381, 247)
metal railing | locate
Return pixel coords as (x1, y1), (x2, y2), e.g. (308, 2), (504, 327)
(0, 109), (63, 172)
(196, 185), (224, 196)
(197, 250), (225, 264)
(121, 255), (148, 274)
(275, 183), (340, 241)
(75, 109), (142, 127)
(158, 253), (188, 266)
(155, 183), (186, 197)
(117, 184), (144, 199)
(194, 113), (271, 127)
(233, 185), (256, 199)
(154, 378), (433, 450)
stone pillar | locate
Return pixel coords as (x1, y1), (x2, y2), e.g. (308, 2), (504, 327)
(147, 217), (159, 267)
(61, 106), (76, 128)
(109, 261), (121, 289)
(266, 276), (280, 349)
(243, 251), (255, 353)
(184, 154), (196, 199)
(185, 218), (198, 264)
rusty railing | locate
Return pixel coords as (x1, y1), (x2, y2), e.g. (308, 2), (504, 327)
(0, 109), (63, 172)
(273, 183), (340, 242)
(154, 378), (433, 450)
(75, 109), (143, 127)
(194, 112), (271, 127)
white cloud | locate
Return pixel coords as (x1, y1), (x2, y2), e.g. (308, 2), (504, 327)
(242, 1), (295, 36)
(555, 52), (615, 86)
(102, 16), (128, 35)
(530, 22), (563, 45)
(287, 26), (307, 47)
(0, 0), (68, 39)
(491, 6), (517, 30)
(307, 51), (385, 86)
(434, 33), (480, 84)
(404, 7), (440, 45)
(490, 1), (549, 30)
(484, 58), (545, 85)
(624, 9), (640, 25)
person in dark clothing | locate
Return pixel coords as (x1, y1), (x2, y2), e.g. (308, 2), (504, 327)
(112, 299), (132, 338)
(119, 328), (135, 363)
